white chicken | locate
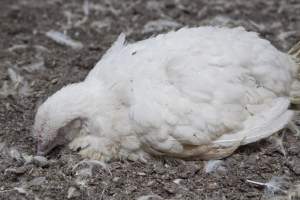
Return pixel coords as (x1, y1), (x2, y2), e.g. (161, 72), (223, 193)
(34, 26), (300, 162)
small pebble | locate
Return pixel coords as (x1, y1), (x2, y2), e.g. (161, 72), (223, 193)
(51, 78), (58, 84)
(163, 183), (177, 194)
(146, 180), (155, 186)
(9, 148), (22, 161)
(287, 157), (300, 175)
(22, 153), (34, 164)
(5, 166), (28, 175)
(207, 182), (218, 190)
(33, 156), (49, 167)
(136, 194), (163, 200)
(137, 172), (146, 176)
(27, 177), (46, 187)
(67, 187), (80, 199)
(112, 177), (120, 182)
(0, 142), (6, 151)
(173, 179), (183, 185)
(204, 160), (226, 174)
(75, 167), (92, 177)
(14, 187), (28, 195)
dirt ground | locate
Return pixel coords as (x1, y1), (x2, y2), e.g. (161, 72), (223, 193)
(0, 0), (300, 199)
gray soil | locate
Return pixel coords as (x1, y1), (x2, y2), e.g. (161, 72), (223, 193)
(0, 0), (300, 199)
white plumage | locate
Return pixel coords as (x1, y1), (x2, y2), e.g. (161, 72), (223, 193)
(33, 26), (300, 162)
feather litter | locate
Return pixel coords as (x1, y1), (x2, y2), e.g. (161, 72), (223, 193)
(0, 67), (32, 97)
(268, 132), (286, 156)
(246, 176), (290, 195)
(136, 194), (163, 200)
(22, 60), (45, 73)
(83, 0), (89, 16)
(73, 159), (111, 175)
(142, 19), (181, 33)
(204, 160), (226, 173)
(45, 30), (83, 49)
(67, 187), (80, 199)
(91, 20), (111, 31)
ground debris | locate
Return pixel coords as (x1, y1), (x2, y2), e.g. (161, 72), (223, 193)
(246, 176), (291, 196)
(26, 177), (46, 187)
(67, 186), (80, 199)
(0, 67), (32, 98)
(45, 30), (83, 49)
(4, 166), (28, 175)
(8, 147), (23, 162)
(136, 194), (163, 200)
(286, 157), (300, 175)
(267, 132), (287, 156)
(204, 160), (226, 174)
(22, 60), (45, 73)
(142, 19), (181, 33)
(32, 155), (49, 167)
(73, 159), (109, 174)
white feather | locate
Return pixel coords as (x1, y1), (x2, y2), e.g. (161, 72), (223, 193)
(45, 30), (83, 49)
